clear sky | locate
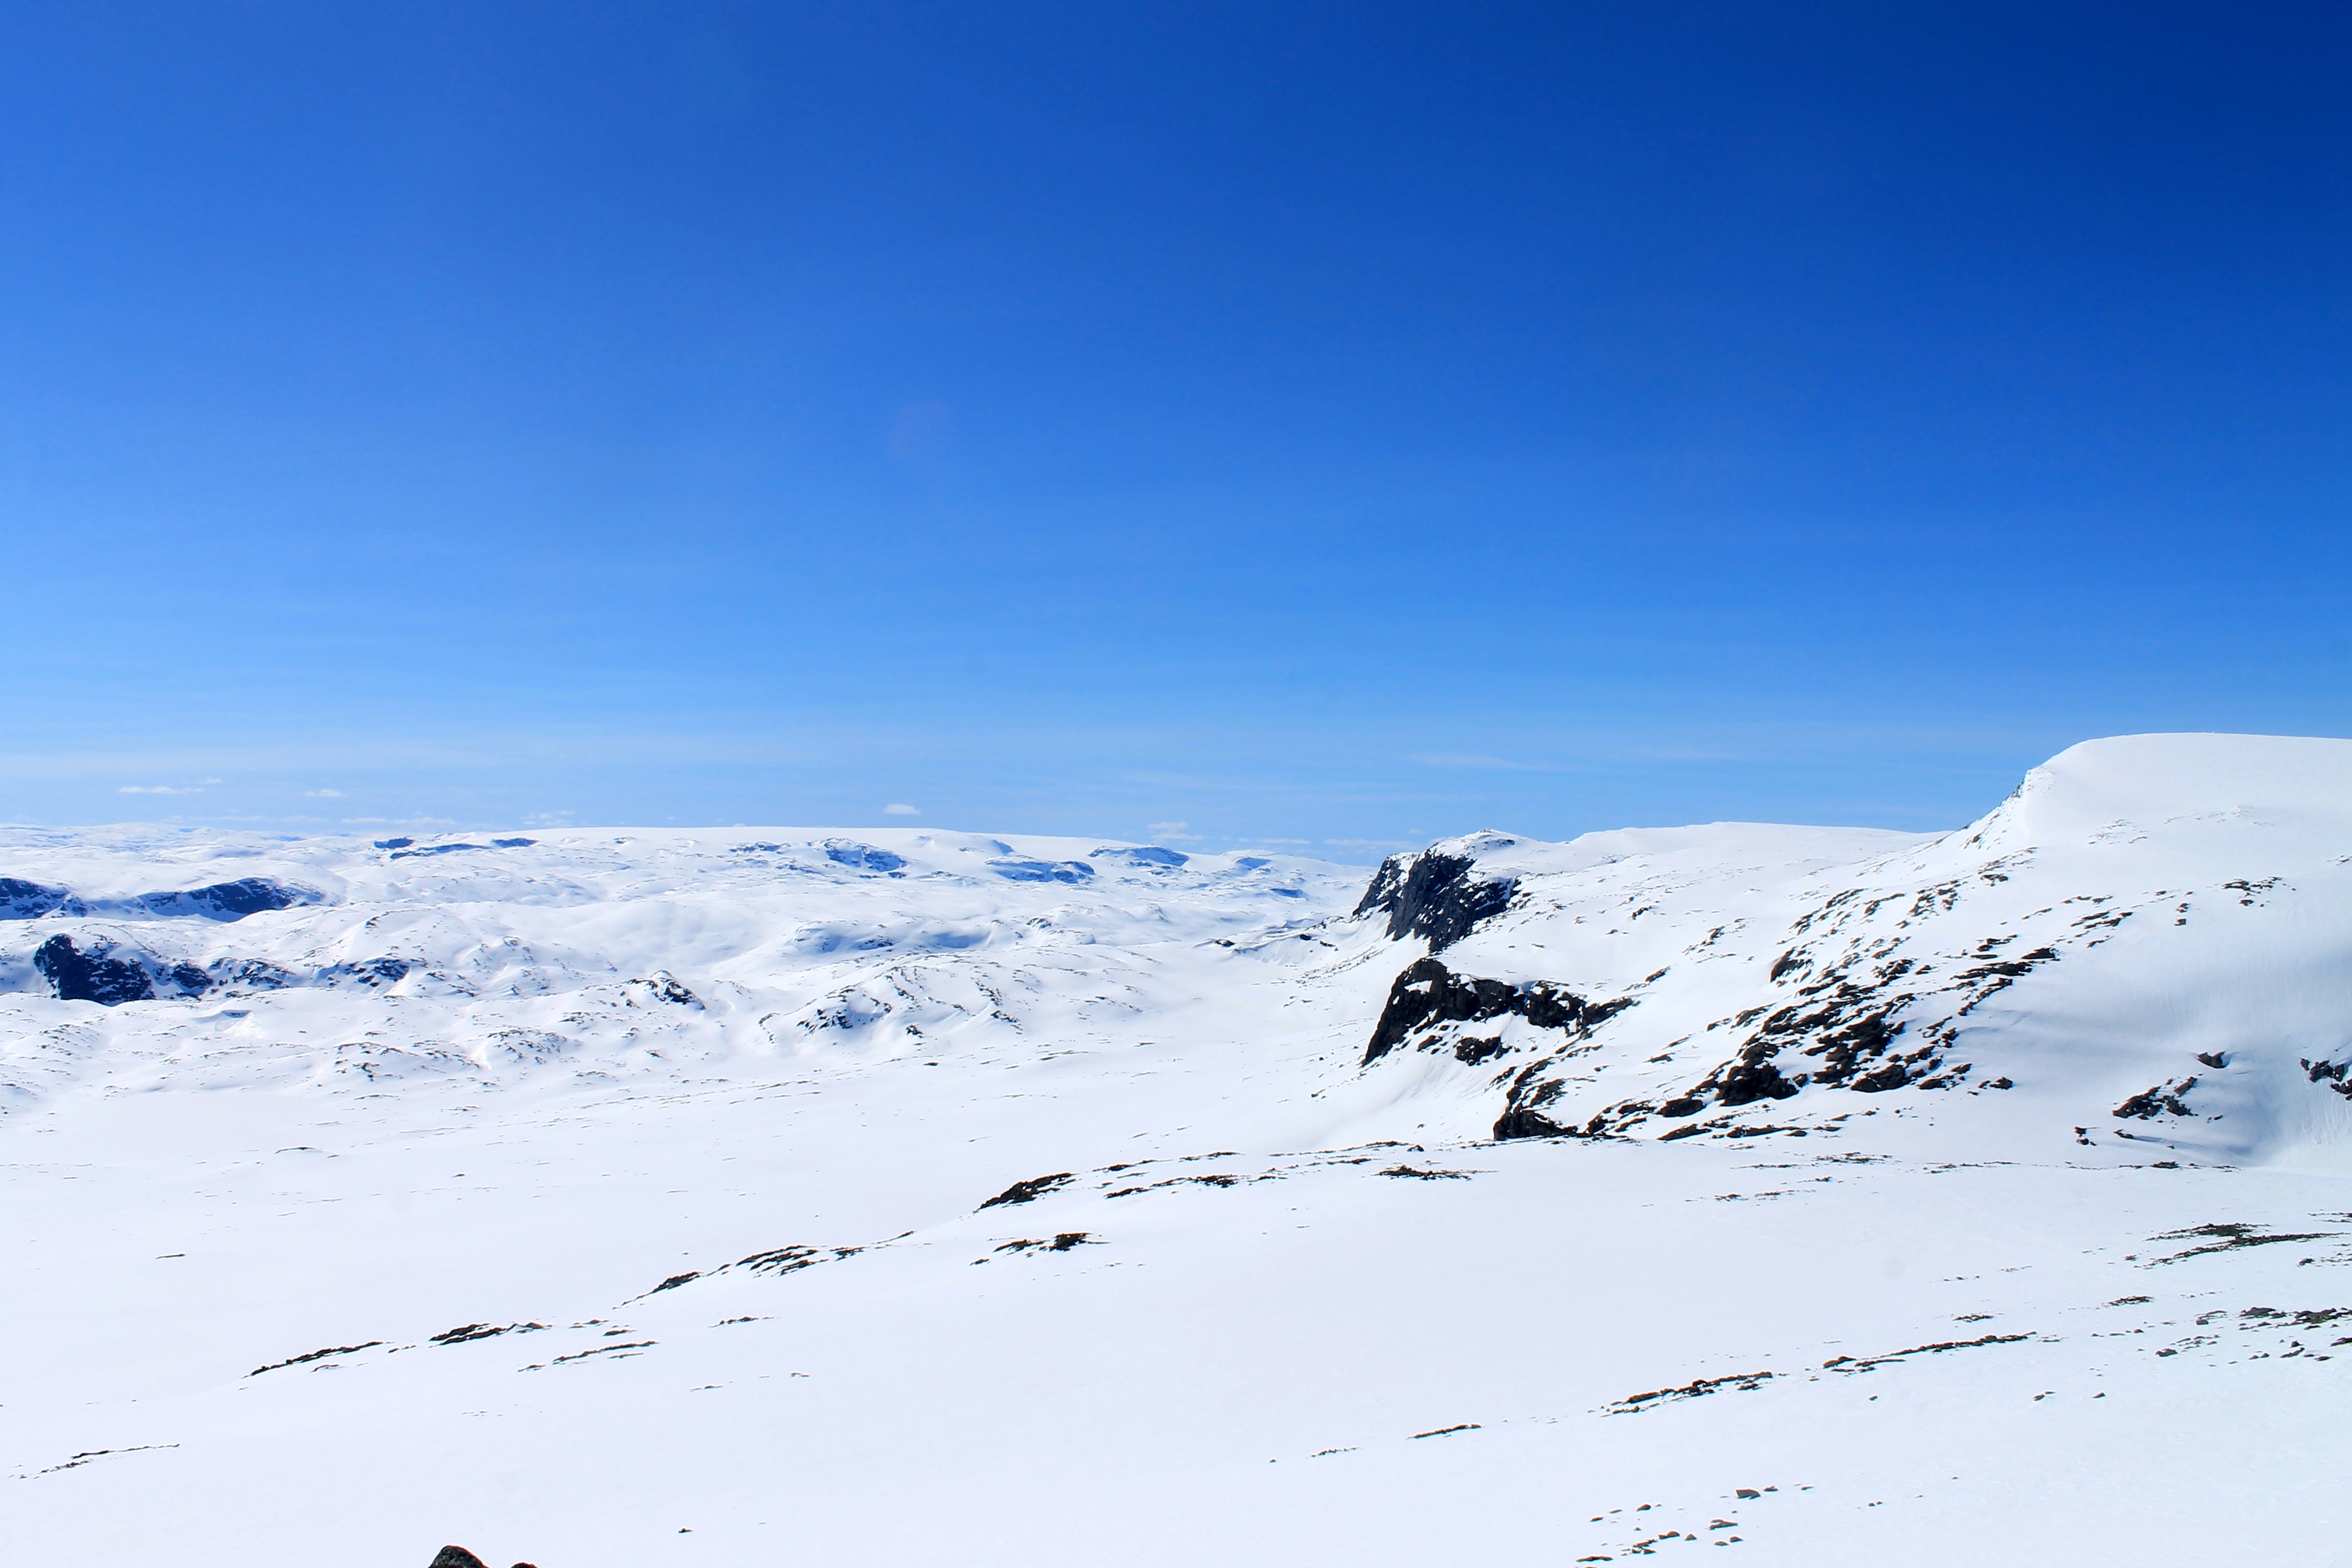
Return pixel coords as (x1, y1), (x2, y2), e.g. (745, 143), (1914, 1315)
(4, 3), (2346, 857)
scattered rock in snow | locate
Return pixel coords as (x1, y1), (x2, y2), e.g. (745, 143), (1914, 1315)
(979, 1172), (1075, 1208)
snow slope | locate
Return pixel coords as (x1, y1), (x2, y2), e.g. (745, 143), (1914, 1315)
(4, 735), (2350, 1566)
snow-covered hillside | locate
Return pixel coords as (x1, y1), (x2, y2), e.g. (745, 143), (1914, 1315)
(1347, 732), (2352, 1166)
(6, 735), (2350, 1566)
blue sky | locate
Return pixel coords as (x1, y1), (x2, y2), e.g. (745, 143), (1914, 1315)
(4, 3), (2346, 857)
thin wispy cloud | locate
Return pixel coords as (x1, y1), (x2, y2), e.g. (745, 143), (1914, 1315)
(118, 785), (201, 795)
(884, 803), (921, 815)
(1406, 753), (1551, 771)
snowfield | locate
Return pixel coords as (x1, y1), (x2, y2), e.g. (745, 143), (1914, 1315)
(6, 733), (2351, 1566)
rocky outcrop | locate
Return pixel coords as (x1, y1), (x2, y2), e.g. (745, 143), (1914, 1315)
(208, 957), (299, 990)
(1363, 957), (1596, 1066)
(989, 858), (1093, 883)
(1359, 956), (1647, 1142)
(137, 878), (311, 921)
(634, 971), (703, 1008)
(824, 840), (907, 872)
(1353, 850), (1515, 952)
(2116, 1076), (2199, 1117)
(424, 1547), (535, 1568)
(0, 878), (80, 919)
(32, 935), (165, 1004)
(3, 876), (308, 922)
(979, 1172), (1074, 1208)
(1694, 1042), (1806, 1107)
(1490, 1107), (1582, 1140)
(1091, 845), (1188, 868)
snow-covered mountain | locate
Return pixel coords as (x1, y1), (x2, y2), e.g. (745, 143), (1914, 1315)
(5, 734), (2349, 1566)
(1348, 732), (2352, 1165)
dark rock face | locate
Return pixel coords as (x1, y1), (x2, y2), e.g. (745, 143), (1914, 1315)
(1353, 851), (1516, 952)
(1358, 956), (1640, 1142)
(0, 877), (80, 919)
(1363, 957), (1593, 1066)
(33, 935), (157, 1005)
(139, 878), (309, 921)
(428, 1549), (491, 1568)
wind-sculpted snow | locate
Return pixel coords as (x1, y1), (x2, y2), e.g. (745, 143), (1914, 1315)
(7, 736), (2352, 1566)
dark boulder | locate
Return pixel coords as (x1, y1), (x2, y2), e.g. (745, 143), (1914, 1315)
(1353, 851), (1516, 952)
(427, 1549), (489, 1568)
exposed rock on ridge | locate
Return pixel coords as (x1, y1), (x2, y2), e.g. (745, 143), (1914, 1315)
(1353, 845), (1517, 952)
(135, 878), (312, 921)
(30, 934), (214, 1004)
(1362, 956), (1618, 1066)
(0, 878), (81, 919)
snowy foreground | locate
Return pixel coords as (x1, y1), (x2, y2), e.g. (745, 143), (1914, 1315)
(7, 733), (2352, 1566)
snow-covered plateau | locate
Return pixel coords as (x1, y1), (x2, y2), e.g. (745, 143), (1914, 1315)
(7, 733), (2351, 1565)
